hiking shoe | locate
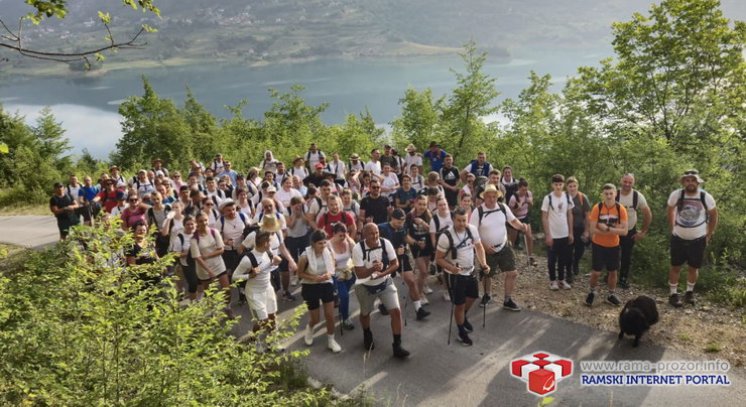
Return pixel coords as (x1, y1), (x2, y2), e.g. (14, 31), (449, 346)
(584, 292), (595, 307)
(363, 330), (375, 351)
(550, 281), (559, 291)
(282, 290), (296, 301)
(479, 294), (492, 308)
(328, 336), (342, 353)
(423, 285), (433, 294)
(304, 324), (314, 346)
(684, 291), (696, 306)
(669, 293), (683, 308)
(378, 303), (389, 316)
(463, 319), (474, 333)
(503, 298), (521, 312)
(618, 279), (630, 289)
(393, 343), (410, 359)
(415, 307), (431, 321)
(342, 319), (355, 330)
(238, 292), (247, 304)
(560, 280), (572, 290)
(530, 257), (538, 267)
(606, 294), (621, 306)
(457, 331), (473, 346)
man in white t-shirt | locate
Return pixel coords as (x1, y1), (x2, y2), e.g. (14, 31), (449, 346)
(616, 173), (653, 289)
(352, 223), (410, 358)
(364, 148), (382, 177)
(436, 208), (489, 346)
(541, 174), (574, 290)
(471, 184), (527, 311)
(666, 170), (718, 308)
(403, 144), (423, 176)
(219, 199), (248, 302)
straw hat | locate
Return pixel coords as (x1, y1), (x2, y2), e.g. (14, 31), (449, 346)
(260, 214), (283, 233)
(480, 183), (504, 200)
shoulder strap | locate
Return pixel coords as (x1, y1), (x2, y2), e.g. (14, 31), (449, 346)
(632, 190), (639, 210)
(178, 233), (184, 246)
(443, 229), (456, 259)
(380, 238), (389, 266)
(596, 202), (604, 222)
(434, 215), (440, 231)
(677, 189), (686, 212)
(548, 194), (553, 210)
(246, 251), (259, 268)
(220, 215), (226, 232)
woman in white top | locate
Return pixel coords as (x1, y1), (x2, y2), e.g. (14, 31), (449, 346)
(235, 188), (254, 218)
(190, 211), (232, 316)
(296, 230), (342, 353)
(171, 215), (196, 300)
(328, 223), (357, 330)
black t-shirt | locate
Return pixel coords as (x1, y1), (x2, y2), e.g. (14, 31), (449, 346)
(360, 195), (390, 224)
(440, 166), (460, 206)
(50, 194), (78, 222)
(127, 242), (156, 265)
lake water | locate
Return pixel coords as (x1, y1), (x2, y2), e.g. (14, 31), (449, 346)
(1, 46), (608, 158)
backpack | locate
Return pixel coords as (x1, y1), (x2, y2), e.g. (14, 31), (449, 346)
(147, 205), (171, 228)
(357, 239), (389, 267)
(441, 227), (475, 260)
(616, 189), (638, 210)
(476, 203), (507, 227)
(220, 212), (247, 233)
(596, 202), (622, 225)
(547, 193), (571, 211)
(675, 189), (709, 226)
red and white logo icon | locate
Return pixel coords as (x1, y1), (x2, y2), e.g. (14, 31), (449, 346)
(510, 351), (573, 396)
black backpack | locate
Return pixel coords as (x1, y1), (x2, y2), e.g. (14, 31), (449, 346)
(547, 193), (571, 211)
(616, 189), (639, 210)
(441, 227), (475, 260)
(476, 203), (507, 227)
(357, 239), (389, 267)
(675, 189), (709, 227)
(596, 202), (622, 225)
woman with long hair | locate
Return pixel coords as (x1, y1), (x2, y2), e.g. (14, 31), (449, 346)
(328, 223), (357, 330)
(190, 211), (232, 317)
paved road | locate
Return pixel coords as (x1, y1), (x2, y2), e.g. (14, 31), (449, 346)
(4, 215), (743, 406)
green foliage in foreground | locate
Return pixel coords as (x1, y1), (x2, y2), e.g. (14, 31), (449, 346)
(0, 222), (328, 406)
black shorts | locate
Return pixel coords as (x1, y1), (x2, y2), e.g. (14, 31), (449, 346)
(223, 250), (241, 273)
(446, 273), (479, 305)
(591, 243), (620, 272)
(394, 255), (413, 276)
(670, 235), (707, 268)
(198, 271), (227, 283)
(411, 244), (433, 259)
(301, 283), (335, 310)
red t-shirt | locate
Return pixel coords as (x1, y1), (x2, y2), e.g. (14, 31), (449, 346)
(98, 190), (120, 213)
(317, 211), (355, 238)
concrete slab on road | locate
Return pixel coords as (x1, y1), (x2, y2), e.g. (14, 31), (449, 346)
(252, 279), (746, 407)
(0, 216), (59, 248)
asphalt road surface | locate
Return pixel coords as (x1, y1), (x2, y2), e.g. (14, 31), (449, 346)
(2, 215), (743, 406)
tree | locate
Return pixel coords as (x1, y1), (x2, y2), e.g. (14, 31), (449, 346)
(390, 87), (442, 152)
(0, 0), (159, 66)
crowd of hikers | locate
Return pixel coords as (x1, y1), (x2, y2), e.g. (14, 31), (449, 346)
(49, 141), (718, 355)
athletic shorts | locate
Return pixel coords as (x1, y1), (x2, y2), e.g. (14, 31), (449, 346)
(482, 245), (516, 277)
(670, 235), (707, 268)
(301, 283), (335, 310)
(354, 279), (399, 316)
(198, 270), (227, 282)
(396, 255), (413, 275)
(222, 250), (241, 273)
(591, 243), (620, 272)
(446, 273), (479, 305)
(411, 244), (433, 259)
(245, 282), (277, 320)
(508, 217), (530, 230)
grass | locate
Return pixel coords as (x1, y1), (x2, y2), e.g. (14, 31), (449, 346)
(704, 342), (722, 353)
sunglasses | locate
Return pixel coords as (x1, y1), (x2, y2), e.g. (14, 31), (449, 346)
(128, 199), (138, 203)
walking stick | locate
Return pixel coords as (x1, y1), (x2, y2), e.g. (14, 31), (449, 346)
(524, 230), (530, 268)
(447, 271), (455, 345)
(400, 251), (408, 327)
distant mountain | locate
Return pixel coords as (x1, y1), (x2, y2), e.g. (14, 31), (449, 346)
(2, 0), (746, 73)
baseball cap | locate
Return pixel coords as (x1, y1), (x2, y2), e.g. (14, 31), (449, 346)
(391, 209), (406, 220)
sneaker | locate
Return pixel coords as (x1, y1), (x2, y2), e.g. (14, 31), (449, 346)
(328, 336), (342, 353)
(550, 281), (559, 291)
(282, 290), (296, 301)
(585, 292), (595, 307)
(560, 280), (572, 290)
(342, 319), (355, 330)
(606, 294), (621, 306)
(378, 303), (389, 316)
(669, 293), (683, 308)
(415, 307), (431, 321)
(423, 285), (434, 294)
(503, 298), (521, 312)
(304, 324), (314, 346)
(479, 294), (492, 308)
(618, 279), (630, 289)
(457, 331), (473, 346)
(421, 296), (430, 306)
(392, 343), (410, 359)
(530, 257), (538, 267)
(463, 319), (474, 333)
(363, 330), (375, 351)
(684, 291), (696, 306)
(442, 291), (451, 302)
(291, 276), (299, 287)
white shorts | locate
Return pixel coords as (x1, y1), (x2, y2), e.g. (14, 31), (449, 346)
(245, 283), (277, 320)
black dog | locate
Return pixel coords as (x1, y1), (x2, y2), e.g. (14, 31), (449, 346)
(618, 295), (659, 347)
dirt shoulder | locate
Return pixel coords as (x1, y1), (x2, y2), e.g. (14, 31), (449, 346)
(499, 251), (746, 369)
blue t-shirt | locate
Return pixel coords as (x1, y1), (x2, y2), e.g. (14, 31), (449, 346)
(424, 149), (447, 172)
(393, 187), (417, 213)
(78, 185), (100, 202)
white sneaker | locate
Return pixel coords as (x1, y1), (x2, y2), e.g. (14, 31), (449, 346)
(423, 285), (433, 294)
(304, 324), (314, 346)
(291, 275), (299, 287)
(327, 336), (342, 353)
(560, 280), (572, 290)
(421, 296), (430, 305)
(550, 281), (559, 291)
(442, 291), (451, 302)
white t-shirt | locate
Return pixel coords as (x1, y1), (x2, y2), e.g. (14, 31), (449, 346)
(275, 188), (302, 209)
(365, 160), (382, 176)
(617, 189), (649, 231)
(470, 203), (516, 250)
(171, 231), (192, 267)
(232, 249), (273, 287)
(667, 188), (716, 240)
(436, 225), (481, 275)
(541, 192), (574, 239)
(352, 238), (397, 287)
(306, 151), (325, 169)
(220, 214), (247, 251)
(190, 229), (226, 279)
(403, 154), (422, 174)
(381, 172), (400, 195)
(429, 212), (453, 234)
(242, 230), (284, 272)
(328, 160), (347, 179)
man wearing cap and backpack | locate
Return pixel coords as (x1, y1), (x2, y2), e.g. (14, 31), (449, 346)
(471, 184), (527, 311)
(667, 170), (717, 308)
(616, 173), (653, 289)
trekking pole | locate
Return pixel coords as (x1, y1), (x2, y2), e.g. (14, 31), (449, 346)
(400, 252), (408, 327)
(447, 265), (456, 345)
(523, 231), (530, 268)
(482, 266), (487, 329)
